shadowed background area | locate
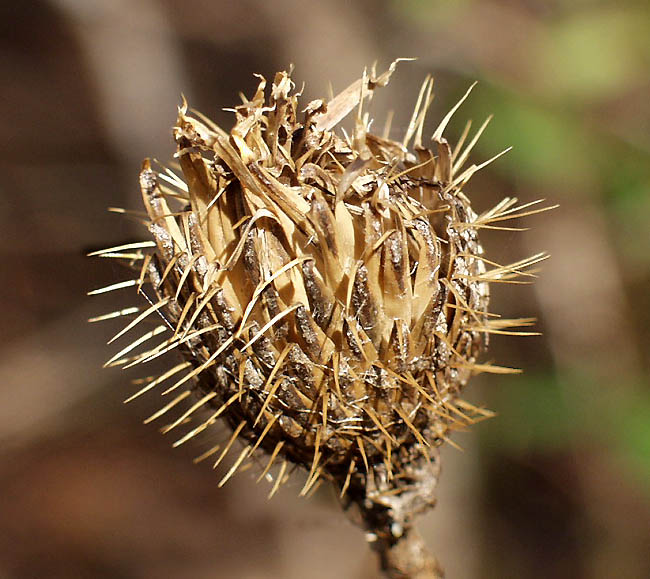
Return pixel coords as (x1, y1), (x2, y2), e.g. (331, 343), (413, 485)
(1, 1), (649, 577)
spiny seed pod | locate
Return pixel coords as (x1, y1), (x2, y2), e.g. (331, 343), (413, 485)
(90, 61), (552, 578)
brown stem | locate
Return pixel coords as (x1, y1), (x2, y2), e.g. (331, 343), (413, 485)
(372, 527), (444, 579)
(342, 447), (443, 578)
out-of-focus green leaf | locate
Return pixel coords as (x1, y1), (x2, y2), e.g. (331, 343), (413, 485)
(605, 389), (650, 490)
(534, 7), (649, 101)
(601, 153), (650, 268)
(482, 370), (650, 494)
(390, 0), (469, 23)
(482, 373), (576, 452)
(463, 86), (591, 186)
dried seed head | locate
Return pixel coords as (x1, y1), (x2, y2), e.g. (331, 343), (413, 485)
(91, 62), (552, 571)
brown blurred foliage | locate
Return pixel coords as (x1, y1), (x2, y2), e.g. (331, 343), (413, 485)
(1, 1), (648, 577)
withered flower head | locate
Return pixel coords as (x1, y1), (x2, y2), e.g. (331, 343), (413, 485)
(91, 61), (551, 577)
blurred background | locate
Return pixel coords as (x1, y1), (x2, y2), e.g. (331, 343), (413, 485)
(1, 0), (649, 577)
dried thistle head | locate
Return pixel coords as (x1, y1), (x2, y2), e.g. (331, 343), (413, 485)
(91, 61), (551, 577)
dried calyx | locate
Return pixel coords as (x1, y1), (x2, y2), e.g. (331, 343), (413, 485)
(90, 61), (552, 578)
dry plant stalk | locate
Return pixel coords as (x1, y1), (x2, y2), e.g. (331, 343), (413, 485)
(90, 61), (552, 578)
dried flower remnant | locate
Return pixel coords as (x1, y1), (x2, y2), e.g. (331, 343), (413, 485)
(90, 61), (553, 578)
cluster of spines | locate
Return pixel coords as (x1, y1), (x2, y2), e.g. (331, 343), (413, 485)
(89, 66), (555, 498)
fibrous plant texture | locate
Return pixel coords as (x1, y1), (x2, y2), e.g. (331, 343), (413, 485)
(90, 61), (551, 578)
